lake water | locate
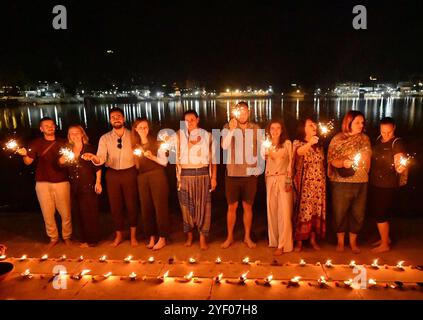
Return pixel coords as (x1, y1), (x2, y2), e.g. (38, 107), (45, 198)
(1, 97), (422, 215)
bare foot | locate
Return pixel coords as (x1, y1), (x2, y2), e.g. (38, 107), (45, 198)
(273, 248), (283, 256)
(146, 236), (155, 249)
(294, 242), (302, 252)
(244, 238), (256, 249)
(200, 235), (208, 250)
(64, 239), (73, 246)
(153, 238), (166, 250)
(131, 238), (139, 247)
(200, 241), (209, 251)
(111, 236), (122, 247)
(47, 240), (59, 251)
(221, 238), (234, 249)
(311, 241), (321, 251)
(79, 242), (89, 248)
(372, 239), (391, 247)
(184, 232), (193, 247)
(371, 245), (390, 253)
(351, 246), (361, 254)
(336, 244), (345, 252)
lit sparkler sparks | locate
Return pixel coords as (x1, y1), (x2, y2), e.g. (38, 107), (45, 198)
(232, 107), (241, 119)
(4, 139), (19, 152)
(318, 120), (334, 137)
(59, 147), (76, 163)
(133, 148), (143, 157)
(352, 153), (362, 171)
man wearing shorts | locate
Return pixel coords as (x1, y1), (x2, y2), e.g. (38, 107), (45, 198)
(221, 101), (262, 249)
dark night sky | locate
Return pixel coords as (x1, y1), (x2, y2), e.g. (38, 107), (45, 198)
(1, 0), (422, 90)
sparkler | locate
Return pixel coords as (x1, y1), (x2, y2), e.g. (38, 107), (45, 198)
(232, 107), (241, 119)
(133, 148), (143, 157)
(398, 154), (415, 168)
(318, 120), (334, 137)
(4, 139), (19, 152)
(352, 153), (362, 171)
(262, 135), (273, 153)
(59, 147), (76, 163)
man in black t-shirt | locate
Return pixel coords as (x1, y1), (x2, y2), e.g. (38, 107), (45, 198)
(17, 117), (72, 250)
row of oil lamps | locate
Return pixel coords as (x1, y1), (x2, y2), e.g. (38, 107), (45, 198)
(1, 254), (413, 271)
(16, 269), (423, 290)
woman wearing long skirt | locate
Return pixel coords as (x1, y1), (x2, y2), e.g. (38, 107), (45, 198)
(293, 118), (326, 252)
(262, 119), (293, 255)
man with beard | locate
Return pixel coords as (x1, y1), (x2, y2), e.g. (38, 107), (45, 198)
(221, 102), (262, 249)
(82, 108), (139, 247)
(17, 117), (72, 250)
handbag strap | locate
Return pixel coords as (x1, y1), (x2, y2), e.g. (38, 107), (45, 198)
(40, 141), (58, 158)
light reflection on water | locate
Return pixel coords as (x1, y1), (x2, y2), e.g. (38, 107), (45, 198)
(0, 97), (422, 140)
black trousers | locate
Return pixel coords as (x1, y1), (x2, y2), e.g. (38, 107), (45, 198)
(105, 167), (139, 231)
(137, 169), (170, 238)
(71, 187), (100, 244)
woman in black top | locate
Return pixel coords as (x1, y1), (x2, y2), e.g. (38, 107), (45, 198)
(59, 125), (102, 247)
(131, 118), (170, 250)
(369, 117), (407, 253)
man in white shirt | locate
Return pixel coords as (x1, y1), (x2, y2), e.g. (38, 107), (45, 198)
(82, 107), (139, 247)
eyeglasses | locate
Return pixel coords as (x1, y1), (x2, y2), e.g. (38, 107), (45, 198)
(117, 138), (122, 149)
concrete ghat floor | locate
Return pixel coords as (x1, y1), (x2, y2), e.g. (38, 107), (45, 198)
(1, 213), (423, 299)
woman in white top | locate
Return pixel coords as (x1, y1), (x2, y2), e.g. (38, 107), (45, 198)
(261, 119), (294, 255)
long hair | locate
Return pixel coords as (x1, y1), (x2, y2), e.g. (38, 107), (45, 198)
(266, 119), (289, 148)
(131, 117), (150, 148)
(341, 110), (366, 134)
(67, 125), (89, 144)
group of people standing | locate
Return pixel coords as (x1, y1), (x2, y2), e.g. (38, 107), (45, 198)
(15, 102), (408, 255)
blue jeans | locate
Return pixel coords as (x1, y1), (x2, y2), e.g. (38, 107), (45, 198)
(331, 182), (368, 234)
